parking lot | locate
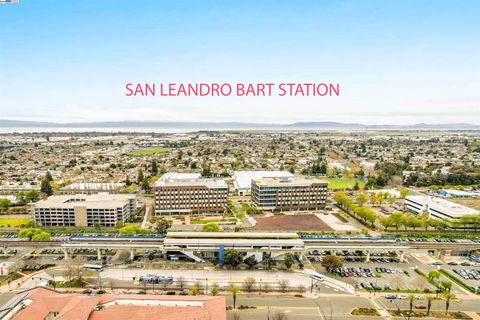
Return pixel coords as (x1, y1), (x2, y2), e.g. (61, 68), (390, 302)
(307, 250), (436, 292)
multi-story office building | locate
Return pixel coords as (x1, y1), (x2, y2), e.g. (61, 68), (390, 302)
(233, 170), (293, 196)
(33, 194), (137, 227)
(155, 177), (228, 215)
(251, 176), (328, 211)
(405, 195), (479, 220)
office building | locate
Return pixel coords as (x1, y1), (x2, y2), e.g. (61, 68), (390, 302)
(405, 195), (479, 220)
(59, 182), (126, 194)
(233, 170), (293, 196)
(154, 176), (228, 215)
(251, 176), (328, 211)
(33, 194), (137, 227)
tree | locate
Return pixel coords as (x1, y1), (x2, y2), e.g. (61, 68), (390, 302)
(355, 193), (368, 207)
(0, 198), (11, 210)
(137, 169), (144, 184)
(40, 172), (54, 196)
(176, 277), (186, 291)
(244, 255), (257, 269)
(321, 255), (342, 271)
(189, 285), (200, 296)
(151, 159), (158, 176)
(279, 279), (289, 293)
(272, 312), (288, 320)
(426, 294), (435, 315)
(442, 292), (457, 315)
(389, 212), (404, 231)
(223, 249), (243, 269)
(152, 217), (171, 235)
(440, 281), (452, 292)
(243, 277), (256, 292)
(141, 177), (151, 192)
(210, 284), (220, 296)
(228, 284), (241, 309)
(407, 294), (415, 318)
(369, 193), (379, 206)
(18, 228), (50, 241)
(31, 231), (51, 241)
(202, 223), (220, 232)
(284, 253), (294, 270)
(428, 270), (441, 281)
(119, 224), (148, 235)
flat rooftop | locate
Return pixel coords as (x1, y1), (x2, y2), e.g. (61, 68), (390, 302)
(34, 194), (135, 209)
(252, 176), (328, 187)
(60, 182), (125, 191)
(233, 170), (293, 190)
(155, 178), (228, 189)
(406, 195), (479, 216)
(167, 232), (299, 239)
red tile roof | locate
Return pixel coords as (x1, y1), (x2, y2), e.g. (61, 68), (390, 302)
(8, 287), (226, 320)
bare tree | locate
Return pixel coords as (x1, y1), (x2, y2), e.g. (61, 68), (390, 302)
(176, 276), (186, 291)
(243, 277), (256, 293)
(297, 284), (306, 293)
(272, 311), (288, 320)
(279, 279), (289, 293)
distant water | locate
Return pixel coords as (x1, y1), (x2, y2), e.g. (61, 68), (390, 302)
(0, 127), (210, 134)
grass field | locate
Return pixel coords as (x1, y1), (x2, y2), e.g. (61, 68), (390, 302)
(317, 177), (365, 190)
(127, 147), (173, 156)
(0, 218), (31, 227)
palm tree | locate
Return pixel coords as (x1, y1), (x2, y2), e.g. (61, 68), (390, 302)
(442, 292), (458, 315)
(228, 284), (241, 309)
(407, 294), (415, 320)
(426, 294), (435, 315)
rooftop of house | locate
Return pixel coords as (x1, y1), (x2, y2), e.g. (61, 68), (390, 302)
(0, 287), (226, 320)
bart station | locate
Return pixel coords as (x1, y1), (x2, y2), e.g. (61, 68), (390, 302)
(58, 232), (411, 264)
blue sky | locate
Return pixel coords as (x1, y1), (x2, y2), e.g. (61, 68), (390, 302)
(0, 0), (479, 124)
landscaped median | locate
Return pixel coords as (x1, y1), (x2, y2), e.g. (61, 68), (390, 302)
(439, 269), (478, 294)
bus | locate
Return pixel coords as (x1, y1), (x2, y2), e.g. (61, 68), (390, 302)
(82, 264), (104, 272)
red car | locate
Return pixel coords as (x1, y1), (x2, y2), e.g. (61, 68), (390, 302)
(415, 305), (427, 310)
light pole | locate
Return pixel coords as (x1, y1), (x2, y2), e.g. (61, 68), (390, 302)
(259, 278), (262, 295)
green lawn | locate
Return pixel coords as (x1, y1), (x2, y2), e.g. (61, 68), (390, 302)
(127, 147), (173, 156)
(317, 177), (365, 190)
(0, 218), (31, 227)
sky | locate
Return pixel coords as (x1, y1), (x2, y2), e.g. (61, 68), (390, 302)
(0, 0), (479, 125)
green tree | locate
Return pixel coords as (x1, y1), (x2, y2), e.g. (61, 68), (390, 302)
(321, 255), (343, 271)
(223, 249), (243, 269)
(151, 159), (158, 176)
(428, 270), (441, 281)
(228, 284), (241, 309)
(18, 228), (50, 241)
(244, 255), (257, 269)
(426, 294), (435, 315)
(284, 253), (294, 270)
(210, 284), (220, 296)
(0, 199), (11, 210)
(31, 231), (51, 241)
(152, 217), (171, 235)
(355, 193), (368, 206)
(137, 169), (144, 184)
(442, 292), (457, 315)
(40, 172), (54, 196)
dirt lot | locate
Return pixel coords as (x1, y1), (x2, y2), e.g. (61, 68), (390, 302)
(250, 214), (333, 231)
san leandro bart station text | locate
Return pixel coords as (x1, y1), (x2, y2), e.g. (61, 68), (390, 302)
(125, 82), (340, 97)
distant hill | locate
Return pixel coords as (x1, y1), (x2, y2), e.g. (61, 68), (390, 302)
(0, 119), (479, 130)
